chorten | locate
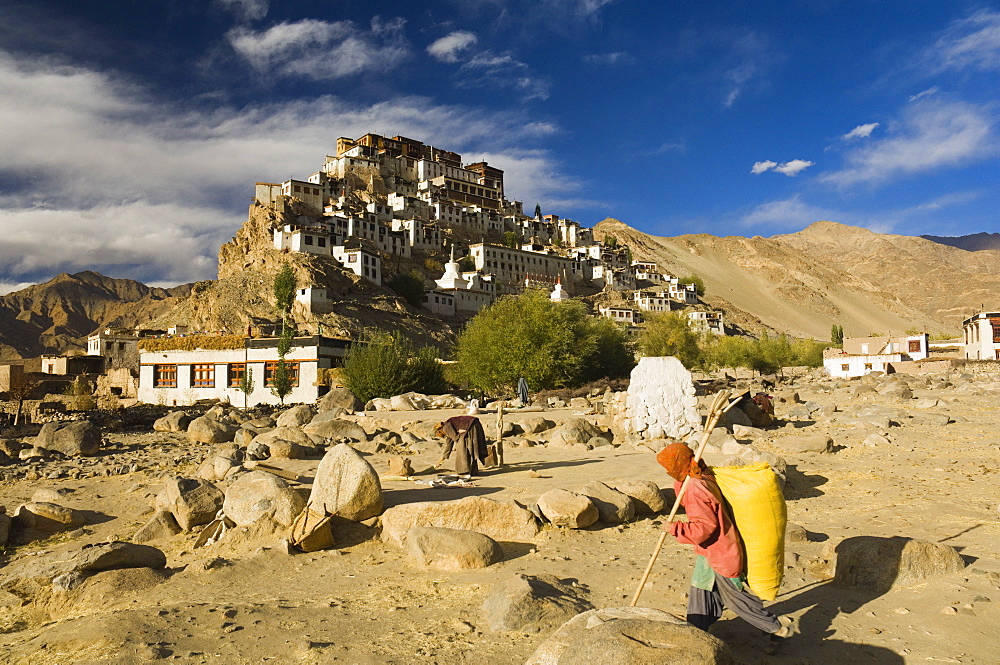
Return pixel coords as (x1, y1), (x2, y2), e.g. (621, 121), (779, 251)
(436, 245), (469, 290)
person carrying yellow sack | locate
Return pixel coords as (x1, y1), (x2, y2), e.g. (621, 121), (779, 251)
(657, 442), (794, 655)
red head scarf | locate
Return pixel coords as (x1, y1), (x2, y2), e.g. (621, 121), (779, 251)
(657, 442), (712, 482)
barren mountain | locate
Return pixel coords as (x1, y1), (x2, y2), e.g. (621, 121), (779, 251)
(0, 272), (191, 361)
(920, 232), (1000, 252)
(595, 218), (997, 339)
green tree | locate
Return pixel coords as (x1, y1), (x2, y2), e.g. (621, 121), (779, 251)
(503, 230), (520, 248)
(239, 366), (255, 409)
(276, 323), (296, 357)
(458, 255), (475, 271)
(387, 270), (426, 308)
(342, 332), (446, 404)
(273, 264), (296, 315)
(678, 275), (706, 296)
(454, 289), (634, 395)
(638, 312), (704, 368)
(270, 359), (294, 406)
(603, 234), (618, 249)
(831, 324), (844, 345)
(534, 203), (542, 219)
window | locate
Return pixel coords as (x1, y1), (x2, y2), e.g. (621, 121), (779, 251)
(192, 364), (215, 388)
(908, 339), (921, 353)
(864, 363), (872, 370)
(228, 363), (245, 388)
(318, 237), (326, 247)
(294, 185), (301, 192)
(304, 235), (314, 245)
(841, 364), (849, 372)
(154, 364), (177, 388)
(265, 361), (299, 387)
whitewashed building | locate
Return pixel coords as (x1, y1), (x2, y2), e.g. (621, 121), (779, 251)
(962, 311), (1000, 360)
(687, 310), (725, 335)
(823, 333), (929, 378)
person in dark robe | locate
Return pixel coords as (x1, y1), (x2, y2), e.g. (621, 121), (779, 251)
(434, 415), (489, 476)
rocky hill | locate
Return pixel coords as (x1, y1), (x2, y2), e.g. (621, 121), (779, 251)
(0, 272), (191, 361)
(920, 232), (1000, 252)
(595, 219), (999, 339)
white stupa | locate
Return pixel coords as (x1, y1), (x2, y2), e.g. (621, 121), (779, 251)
(435, 245), (469, 290)
(550, 276), (570, 302)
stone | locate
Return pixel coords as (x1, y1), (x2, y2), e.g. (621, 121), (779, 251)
(722, 447), (787, 484)
(233, 428), (257, 447)
(0, 438), (26, 457)
(187, 416), (237, 444)
(265, 439), (318, 460)
(132, 509), (182, 543)
(301, 418), (369, 442)
(718, 405), (752, 429)
(911, 413), (951, 427)
(0, 512), (10, 547)
(197, 455), (239, 481)
(739, 398), (773, 428)
(774, 433), (833, 454)
(223, 470), (306, 527)
(275, 405), (316, 428)
(35, 420), (102, 456)
(308, 443), (382, 521)
(613, 480), (667, 515)
(380, 496), (540, 548)
(31, 487), (73, 504)
(863, 433), (890, 447)
(525, 606), (735, 665)
(568, 397), (591, 410)
(11, 502), (87, 544)
(153, 411), (193, 432)
(834, 536), (966, 593)
(405, 526), (504, 570)
(247, 426), (316, 458)
(624, 357), (701, 440)
(786, 522), (809, 543)
(536, 489), (599, 528)
(66, 540), (167, 572)
(317, 387), (363, 414)
(156, 477), (224, 531)
(482, 573), (593, 633)
(308, 409), (345, 425)
(732, 423), (764, 439)
(878, 383), (913, 400)
(548, 418), (605, 448)
(580, 481), (636, 524)
(520, 417), (554, 434)
(387, 456), (413, 476)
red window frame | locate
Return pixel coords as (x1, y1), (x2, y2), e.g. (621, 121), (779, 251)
(192, 364), (215, 388)
(264, 361), (299, 387)
(153, 364), (177, 388)
(228, 363), (245, 388)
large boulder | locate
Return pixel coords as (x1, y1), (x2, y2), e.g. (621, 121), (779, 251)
(35, 420), (102, 457)
(65, 541), (167, 573)
(613, 480), (667, 515)
(381, 496), (540, 548)
(521, 417), (554, 434)
(153, 411), (193, 433)
(773, 433), (833, 454)
(482, 573), (593, 633)
(548, 418), (605, 448)
(302, 418), (369, 442)
(11, 502), (86, 544)
(155, 477), (224, 531)
(525, 607), (735, 664)
(0, 512), (11, 547)
(834, 536), (966, 593)
(223, 470), (306, 527)
(878, 383), (913, 400)
(580, 481), (636, 524)
(187, 416), (237, 444)
(318, 387), (363, 414)
(307, 443), (382, 521)
(132, 510), (182, 543)
(405, 527), (503, 570)
(247, 426), (316, 459)
(275, 405), (316, 428)
(536, 489), (599, 529)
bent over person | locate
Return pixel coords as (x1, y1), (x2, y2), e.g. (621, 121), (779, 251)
(435, 415), (488, 476)
(657, 442), (794, 654)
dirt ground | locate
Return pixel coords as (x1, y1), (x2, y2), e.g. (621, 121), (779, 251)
(1, 374), (999, 664)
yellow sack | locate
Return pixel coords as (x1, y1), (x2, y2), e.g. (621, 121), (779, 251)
(713, 463), (786, 601)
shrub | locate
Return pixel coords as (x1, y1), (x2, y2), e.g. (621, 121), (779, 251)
(342, 332), (446, 403)
(387, 270), (426, 308)
(678, 274), (705, 296)
(638, 312), (704, 368)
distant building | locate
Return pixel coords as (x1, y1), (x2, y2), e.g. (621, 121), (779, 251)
(824, 333), (929, 378)
(87, 327), (141, 371)
(962, 311), (1000, 360)
(687, 310), (725, 335)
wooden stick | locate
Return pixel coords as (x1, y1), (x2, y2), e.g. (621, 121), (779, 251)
(629, 389), (737, 607)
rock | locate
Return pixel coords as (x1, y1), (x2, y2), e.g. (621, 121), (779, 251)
(156, 477), (224, 531)
(187, 416), (237, 444)
(521, 417), (554, 434)
(405, 527), (503, 570)
(197, 455), (239, 481)
(863, 433), (890, 447)
(308, 409), (345, 425)
(132, 510), (182, 543)
(786, 522), (809, 543)
(732, 424), (764, 439)
(387, 456), (413, 476)
(31, 488), (73, 504)
(35, 420), (102, 457)
(525, 606), (735, 665)
(722, 447), (787, 484)
(247, 426), (316, 458)
(308, 443), (382, 521)
(318, 387), (363, 414)
(613, 480), (667, 515)
(0, 512), (10, 547)
(549, 418), (605, 448)
(580, 481), (636, 524)
(153, 411), (193, 432)
(774, 433), (833, 454)
(625, 357), (701, 440)
(381, 496), (540, 547)
(266, 439), (318, 460)
(11, 502), (86, 544)
(834, 536), (966, 593)
(482, 573), (593, 633)
(301, 418), (369, 442)
(911, 413), (951, 427)
(913, 398), (940, 409)
(233, 428), (257, 447)
(536, 489), (599, 528)
(878, 383), (913, 400)
(718, 405), (752, 429)
(223, 470), (306, 528)
(0, 438), (26, 457)
(275, 405), (316, 428)
(569, 397), (591, 410)
(66, 540), (167, 572)
(389, 394), (419, 411)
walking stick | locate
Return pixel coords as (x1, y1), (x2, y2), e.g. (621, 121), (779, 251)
(629, 389), (738, 607)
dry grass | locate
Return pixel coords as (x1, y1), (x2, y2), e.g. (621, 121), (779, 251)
(138, 335), (245, 352)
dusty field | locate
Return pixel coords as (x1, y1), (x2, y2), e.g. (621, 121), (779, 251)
(1, 372), (999, 664)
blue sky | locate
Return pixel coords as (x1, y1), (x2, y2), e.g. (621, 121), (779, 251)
(1, 0), (998, 292)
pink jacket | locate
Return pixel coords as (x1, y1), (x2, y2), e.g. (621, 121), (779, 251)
(669, 476), (744, 578)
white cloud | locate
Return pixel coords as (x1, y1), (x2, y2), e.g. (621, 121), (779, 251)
(741, 195), (840, 229)
(751, 159), (812, 176)
(720, 31), (775, 108)
(227, 17), (409, 80)
(822, 100), (996, 187)
(909, 87), (938, 103)
(0, 280), (35, 296)
(583, 52), (634, 66)
(931, 10), (1000, 73)
(427, 30), (477, 63)
(842, 123), (879, 141)
(458, 52), (551, 100)
(0, 49), (571, 284)
(216, 0), (268, 21)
